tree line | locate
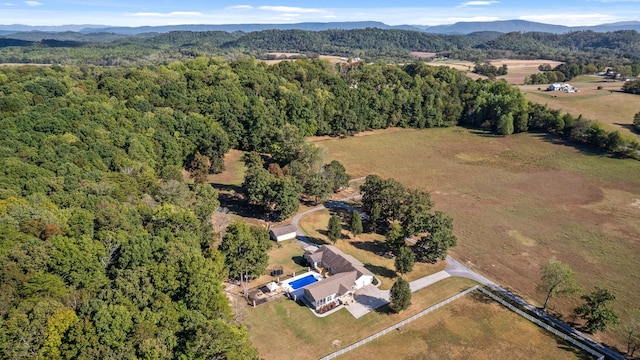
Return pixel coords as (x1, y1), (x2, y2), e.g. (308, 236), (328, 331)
(0, 56), (638, 357)
(2, 28), (640, 66)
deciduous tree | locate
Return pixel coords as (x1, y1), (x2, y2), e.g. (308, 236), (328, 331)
(536, 259), (580, 310)
(218, 222), (271, 280)
(574, 287), (619, 333)
(385, 223), (405, 252)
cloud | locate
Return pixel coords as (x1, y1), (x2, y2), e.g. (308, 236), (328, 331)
(128, 11), (203, 18)
(519, 13), (616, 25)
(25, 1), (42, 6)
(226, 5), (253, 10)
(3, 2), (15, 5)
(459, 1), (498, 7)
(257, 6), (324, 14)
(446, 16), (501, 22)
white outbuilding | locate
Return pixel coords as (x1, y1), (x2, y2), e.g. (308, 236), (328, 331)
(269, 224), (298, 242)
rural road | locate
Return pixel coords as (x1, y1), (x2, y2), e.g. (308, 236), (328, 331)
(289, 186), (625, 360)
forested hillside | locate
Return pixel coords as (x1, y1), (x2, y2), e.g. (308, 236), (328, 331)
(2, 28), (640, 66)
(0, 57), (638, 358)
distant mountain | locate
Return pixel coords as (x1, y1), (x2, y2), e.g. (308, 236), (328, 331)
(0, 24), (106, 33)
(79, 21), (401, 35)
(421, 20), (570, 34)
(1, 20), (639, 37)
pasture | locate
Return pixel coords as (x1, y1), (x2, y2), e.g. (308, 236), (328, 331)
(519, 75), (640, 138)
(432, 58), (563, 85)
(311, 127), (640, 350)
(339, 294), (586, 360)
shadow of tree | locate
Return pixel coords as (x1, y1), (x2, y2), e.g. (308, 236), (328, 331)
(469, 290), (493, 304)
(292, 255), (307, 267)
(351, 240), (393, 258)
(211, 183), (261, 219)
(614, 122), (639, 134)
(364, 263), (396, 279)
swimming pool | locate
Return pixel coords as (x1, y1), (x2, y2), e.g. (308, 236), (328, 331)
(289, 274), (318, 290)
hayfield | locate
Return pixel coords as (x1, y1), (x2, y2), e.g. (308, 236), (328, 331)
(339, 294), (586, 360)
(311, 127), (640, 350)
(432, 59), (562, 85)
(519, 75), (640, 138)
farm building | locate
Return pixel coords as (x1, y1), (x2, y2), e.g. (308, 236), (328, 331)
(302, 245), (374, 310)
(547, 83), (576, 93)
(269, 224), (297, 242)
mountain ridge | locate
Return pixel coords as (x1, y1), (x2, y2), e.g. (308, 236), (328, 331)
(0, 20), (639, 36)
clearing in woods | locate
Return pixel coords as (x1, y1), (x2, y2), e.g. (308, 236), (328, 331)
(311, 126), (640, 351)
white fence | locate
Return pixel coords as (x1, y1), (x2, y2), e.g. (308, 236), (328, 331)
(320, 285), (608, 360)
(477, 287), (605, 360)
(319, 285), (480, 360)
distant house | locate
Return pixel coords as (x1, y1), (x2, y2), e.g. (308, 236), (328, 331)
(547, 83), (576, 93)
(303, 245), (374, 310)
(269, 224), (297, 242)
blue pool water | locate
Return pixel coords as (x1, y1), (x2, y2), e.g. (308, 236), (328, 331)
(289, 274), (318, 290)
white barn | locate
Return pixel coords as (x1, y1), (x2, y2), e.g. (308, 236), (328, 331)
(269, 224), (297, 242)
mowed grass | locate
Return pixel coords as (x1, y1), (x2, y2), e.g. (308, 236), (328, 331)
(339, 294), (587, 360)
(519, 75), (640, 138)
(243, 277), (478, 360)
(297, 209), (446, 289)
(311, 127), (640, 350)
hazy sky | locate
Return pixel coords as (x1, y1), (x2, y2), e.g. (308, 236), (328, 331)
(1, 0), (639, 27)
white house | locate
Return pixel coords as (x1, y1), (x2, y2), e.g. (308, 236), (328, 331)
(547, 83), (576, 93)
(269, 224), (297, 242)
(303, 245), (374, 310)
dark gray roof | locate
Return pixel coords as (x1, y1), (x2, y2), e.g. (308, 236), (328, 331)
(269, 224), (297, 237)
(304, 271), (358, 301)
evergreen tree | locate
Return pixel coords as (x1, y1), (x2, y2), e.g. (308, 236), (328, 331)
(390, 277), (411, 313)
(350, 211), (363, 239)
(327, 214), (342, 244)
(394, 246), (415, 275)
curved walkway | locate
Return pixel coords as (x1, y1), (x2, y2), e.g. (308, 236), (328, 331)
(289, 190), (624, 359)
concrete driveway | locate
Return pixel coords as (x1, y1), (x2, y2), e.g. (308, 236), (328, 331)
(346, 285), (389, 319)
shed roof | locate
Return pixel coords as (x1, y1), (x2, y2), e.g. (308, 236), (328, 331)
(270, 224), (297, 237)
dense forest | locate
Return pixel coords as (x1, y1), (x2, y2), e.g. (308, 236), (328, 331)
(0, 54), (639, 358)
(2, 27), (640, 66)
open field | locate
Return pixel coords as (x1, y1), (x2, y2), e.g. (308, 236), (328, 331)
(519, 75), (640, 138)
(297, 208), (446, 289)
(263, 54), (347, 65)
(432, 59), (563, 85)
(243, 277), (478, 360)
(340, 294), (586, 360)
(491, 59), (563, 85)
(410, 51), (437, 59)
(311, 127), (640, 350)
